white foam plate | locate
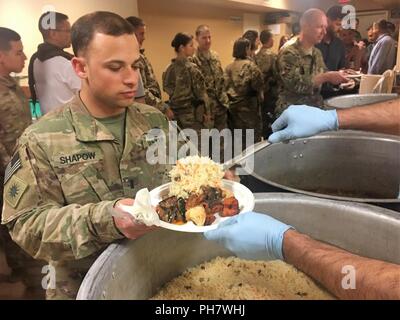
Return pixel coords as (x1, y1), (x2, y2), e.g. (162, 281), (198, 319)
(150, 180), (255, 233)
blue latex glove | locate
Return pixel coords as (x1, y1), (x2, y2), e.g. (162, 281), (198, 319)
(204, 212), (293, 261)
(268, 105), (339, 143)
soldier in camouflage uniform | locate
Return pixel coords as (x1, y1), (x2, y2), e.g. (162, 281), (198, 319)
(191, 25), (228, 131)
(0, 28), (45, 299)
(1, 13), (178, 300)
(275, 9), (349, 117)
(126, 16), (174, 120)
(225, 38), (264, 148)
(163, 32), (212, 135)
(0, 28), (32, 174)
(255, 30), (278, 137)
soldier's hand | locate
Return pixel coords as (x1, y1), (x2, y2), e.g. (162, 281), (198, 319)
(113, 199), (158, 240)
(224, 169), (240, 183)
(325, 71), (349, 85)
(165, 107), (175, 121)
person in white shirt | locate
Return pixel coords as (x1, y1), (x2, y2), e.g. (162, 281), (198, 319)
(28, 12), (146, 115)
(28, 12), (80, 115)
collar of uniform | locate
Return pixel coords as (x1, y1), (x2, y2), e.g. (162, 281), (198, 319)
(0, 75), (17, 89)
(175, 56), (188, 65)
(196, 50), (212, 61)
(68, 94), (117, 142)
(140, 48), (145, 55)
(294, 38), (316, 57)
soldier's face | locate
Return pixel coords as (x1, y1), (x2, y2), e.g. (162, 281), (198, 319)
(196, 30), (212, 51)
(266, 37), (274, 49)
(0, 40), (27, 74)
(135, 26), (146, 47)
(73, 33), (140, 110)
(182, 40), (195, 57)
(306, 15), (328, 44)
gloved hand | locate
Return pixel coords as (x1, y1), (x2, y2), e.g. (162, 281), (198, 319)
(204, 212), (293, 261)
(268, 105), (338, 143)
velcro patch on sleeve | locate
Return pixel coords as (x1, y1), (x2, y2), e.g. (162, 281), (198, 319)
(4, 152), (21, 185)
(4, 175), (28, 208)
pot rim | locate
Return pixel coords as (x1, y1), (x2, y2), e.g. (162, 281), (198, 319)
(242, 132), (400, 203)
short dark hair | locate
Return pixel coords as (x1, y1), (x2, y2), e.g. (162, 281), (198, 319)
(260, 30), (273, 45)
(126, 16), (145, 30)
(326, 5), (346, 21)
(71, 11), (134, 56)
(195, 25), (210, 37)
(386, 21), (395, 34)
(233, 37), (250, 59)
(38, 11), (69, 39)
(0, 27), (21, 51)
(375, 19), (392, 34)
(242, 30), (258, 51)
(171, 32), (193, 52)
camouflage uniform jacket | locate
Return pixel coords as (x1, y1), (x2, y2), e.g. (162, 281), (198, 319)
(138, 49), (165, 112)
(162, 57), (211, 115)
(276, 38), (327, 115)
(224, 58), (264, 106)
(190, 50), (229, 109)
(1, 95), (172, 299)
(255, 47), (278, 98)
(0, 75), (32, 171)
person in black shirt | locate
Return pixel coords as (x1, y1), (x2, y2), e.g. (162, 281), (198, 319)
(315, 5), (347, 99)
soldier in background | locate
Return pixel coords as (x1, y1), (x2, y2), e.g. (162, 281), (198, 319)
(191, 25), (228, 133)
(126, 16), (174, 120)
(0, 28), (32, 170)
(191, 25), (229, 161)
(242, 30), (260, 59)
(163, 32), (212, 136)
(225, 38), (264, 148)
(0, 27), (44, 299)
(255, 29), (278, 137)
(1, 12), (176, 300)
(0, 27), (31, 266)
(275, 8), (349, 116)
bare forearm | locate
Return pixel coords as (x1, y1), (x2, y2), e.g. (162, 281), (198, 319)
(337, 98), (400, 135)
(283, 230), (400, 300)
(313, 73), (326, 87)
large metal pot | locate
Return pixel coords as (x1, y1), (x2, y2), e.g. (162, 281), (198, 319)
(77, 193), (400, 300)
(325, 93), (398, 109)
(240, 131), (400, 208)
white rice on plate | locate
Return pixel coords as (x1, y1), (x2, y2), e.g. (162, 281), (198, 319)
(169, 156), (224, 199)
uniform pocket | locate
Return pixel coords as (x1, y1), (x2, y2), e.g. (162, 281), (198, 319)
(60, 166), (113, 205)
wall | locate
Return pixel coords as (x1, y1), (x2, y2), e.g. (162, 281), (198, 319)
(0, 0), (138, 77)
(397, 30), (400, 72)
(357, 10), (389, 38)
(137, 0), (248, 100)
